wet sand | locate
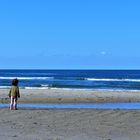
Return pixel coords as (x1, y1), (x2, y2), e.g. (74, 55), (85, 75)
(0, 89), (140, 140)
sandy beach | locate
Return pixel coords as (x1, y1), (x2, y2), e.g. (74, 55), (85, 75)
(0, 89), (140, 140)
(1, 89), (140, 104)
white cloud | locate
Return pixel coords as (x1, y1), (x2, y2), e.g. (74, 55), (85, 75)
(101, 51), (106, 55)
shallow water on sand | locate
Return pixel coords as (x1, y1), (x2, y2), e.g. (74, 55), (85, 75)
(1, 103), (140, 109)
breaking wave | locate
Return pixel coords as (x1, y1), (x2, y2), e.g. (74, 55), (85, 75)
(85, 78), (140, 82)
(0, 77), (54, 80)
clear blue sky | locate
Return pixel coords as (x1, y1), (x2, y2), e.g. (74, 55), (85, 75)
(0, 0), (140, 69)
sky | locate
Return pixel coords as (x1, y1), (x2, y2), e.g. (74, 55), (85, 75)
(0, 0), (140, 69)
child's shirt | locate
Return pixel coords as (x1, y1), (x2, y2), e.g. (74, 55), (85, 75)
(9, 86), (20, 98)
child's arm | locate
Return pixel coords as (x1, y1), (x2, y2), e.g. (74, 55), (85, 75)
(17, 87), (20, 98)
(8, 89), (11, 98)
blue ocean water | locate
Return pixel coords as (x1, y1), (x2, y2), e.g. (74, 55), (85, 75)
(1, 103), (140, 110)
(0, 70), (140, 91)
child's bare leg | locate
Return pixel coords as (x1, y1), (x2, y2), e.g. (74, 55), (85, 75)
(13, 98), (17, 110)
(10, 96), (14, 110)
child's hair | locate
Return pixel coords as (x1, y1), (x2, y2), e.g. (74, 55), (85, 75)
(12, 79), (19, 86)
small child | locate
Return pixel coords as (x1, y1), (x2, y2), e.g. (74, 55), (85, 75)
(9, 79), (20, 110)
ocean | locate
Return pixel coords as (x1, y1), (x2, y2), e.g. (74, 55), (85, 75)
(0, 70), (140, 91)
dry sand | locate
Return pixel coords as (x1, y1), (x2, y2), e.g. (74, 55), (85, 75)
(0, 89), (140, 140)
(1, 88), (140, 104)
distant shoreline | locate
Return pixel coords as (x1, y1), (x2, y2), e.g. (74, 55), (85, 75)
(1, 86), (140, 92)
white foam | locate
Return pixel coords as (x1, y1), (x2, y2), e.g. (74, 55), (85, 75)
(86, 78), (140, 82)
(0, 86), (11, 89)
(24, 87), (49, 90)
(0, 77), (53, 80)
